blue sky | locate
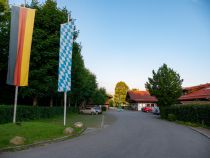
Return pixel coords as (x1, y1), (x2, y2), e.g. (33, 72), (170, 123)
(10, 0), (210, 94)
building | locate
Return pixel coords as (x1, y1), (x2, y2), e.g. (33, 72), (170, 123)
(179, 83), (210, 104)
(126, 90), (158, 111)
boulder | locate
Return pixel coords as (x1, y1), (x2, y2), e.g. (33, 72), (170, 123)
(63, 127), (74, 135)
(10, 136), (26, 145)
(74, 122), (84, 128)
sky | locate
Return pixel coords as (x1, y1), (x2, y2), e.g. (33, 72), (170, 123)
(10, 0), (210, 94)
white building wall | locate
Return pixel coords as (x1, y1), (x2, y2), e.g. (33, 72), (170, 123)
(137, 103), (157, 111)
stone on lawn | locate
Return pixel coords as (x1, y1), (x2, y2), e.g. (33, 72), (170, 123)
(10, 136), (26, 145)
(74, 122), (84, 128)
(64, 127), (74, 135)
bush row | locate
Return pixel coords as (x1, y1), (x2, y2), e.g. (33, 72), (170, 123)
(161, 104), (210, 126)
(0, 105), (76, 124)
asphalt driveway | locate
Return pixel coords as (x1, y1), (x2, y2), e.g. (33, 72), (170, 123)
(1, 111), (210, 158)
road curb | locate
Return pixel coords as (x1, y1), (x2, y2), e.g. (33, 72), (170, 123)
(0, 127), (87, 152)
(189, 127), (210, 140)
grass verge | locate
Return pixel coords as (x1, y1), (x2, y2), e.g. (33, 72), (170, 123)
(0, 113), (102, 149)
(174, 121), (210, 129)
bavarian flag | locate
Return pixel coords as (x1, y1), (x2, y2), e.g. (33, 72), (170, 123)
(7, 6), (35, 86)
(58, 21), (74, 92)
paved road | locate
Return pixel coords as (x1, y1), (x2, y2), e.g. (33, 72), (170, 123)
(1, 111), (210, 158)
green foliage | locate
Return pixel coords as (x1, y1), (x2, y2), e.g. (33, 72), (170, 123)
(102, 106), (107, 111)
(109, 99), (114, 107)
(71, 44), (99, 106)
(145, 63), (183, 107)
(0, 0), (8, 12)
(91, 88), (107, 105)
(167, 114), (176, 121)
(114, 81), (129, 106)
(0, 105), (74, 124)
(0, 0), (12, 104)
(161, 104), (210, 126)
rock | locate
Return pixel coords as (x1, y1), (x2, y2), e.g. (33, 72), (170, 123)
(63, 127), (74, 135)
(10, 136), (26, 145)
(74, 122), (84, 128)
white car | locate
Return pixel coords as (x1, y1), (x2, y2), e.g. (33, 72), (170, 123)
(79, 107), (101, 115)
(79, 107), (97, 115)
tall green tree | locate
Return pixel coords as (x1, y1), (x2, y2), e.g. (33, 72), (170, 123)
(0, 0), (12, 104)
(70, 42), (85, 107)
(91, 88), (107, 105)
(81, 69), (97, 105)
(114, 81), (129, 106)
(145, 63), (183, 107)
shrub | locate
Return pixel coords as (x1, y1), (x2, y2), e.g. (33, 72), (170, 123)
(101, 106), (107, 111)
(167, 114), (176, 121)
(161, 104), (210, 126)
(0, 105), (74, 124)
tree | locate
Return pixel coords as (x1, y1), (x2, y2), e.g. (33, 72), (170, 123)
(70, 42), (85, 107)
(70, 43), (99, 107)
(0, 0), (9, 12)
(80, 68), (97, 105)
(0, 0), (13, 104)
(145, 63), (183, 108)
(91, 88), (107, 105)
(114, 81), (129, 106)
(109, 99), (114, 107)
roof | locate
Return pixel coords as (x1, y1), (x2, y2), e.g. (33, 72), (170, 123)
(183, 83), (210, 92)
(179, 87), (210, 101)
(126, 90), (158, 103)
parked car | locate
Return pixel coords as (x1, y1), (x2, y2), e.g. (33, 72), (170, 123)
(79, 107), (99, 115)
(117, 107), (124, 112)
(142, 106), (152, 112)
(152, 106), (160, 115)
(93, 106), (102, 114)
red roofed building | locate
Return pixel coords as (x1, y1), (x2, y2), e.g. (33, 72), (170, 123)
(179, 83), (210, 104)
(126, 90), (158, 111)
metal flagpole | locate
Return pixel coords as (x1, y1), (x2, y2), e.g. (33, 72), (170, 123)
(13, 86), (18, 123)
(24, 0), (26, 7)
(64, 92), (67, 126)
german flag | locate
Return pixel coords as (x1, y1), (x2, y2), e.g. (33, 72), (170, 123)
(7, 6), (35, 86)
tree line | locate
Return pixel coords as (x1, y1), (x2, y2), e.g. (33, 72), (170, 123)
(0, 0), (107, 107)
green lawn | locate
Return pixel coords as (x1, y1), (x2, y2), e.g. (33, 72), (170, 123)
(0, 113), (103, 149)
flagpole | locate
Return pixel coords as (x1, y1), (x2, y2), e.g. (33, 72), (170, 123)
(64, 91), (67, 126)
(13, 86), (18, 123)
(13, 0), (26, 124)
(23, 0), (26, 7)
(63, 13), (71, 126)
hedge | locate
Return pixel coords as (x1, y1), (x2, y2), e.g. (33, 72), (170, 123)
(161, 104), (210, 126)
(0, 105), (76, 124)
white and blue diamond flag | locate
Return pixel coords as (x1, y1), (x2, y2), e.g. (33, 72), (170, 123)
(58, 21), (74, 92)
